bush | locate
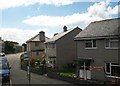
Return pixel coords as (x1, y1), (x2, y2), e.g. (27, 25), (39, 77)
(20, 54), (24, 61)
(62, 62), (76, 72)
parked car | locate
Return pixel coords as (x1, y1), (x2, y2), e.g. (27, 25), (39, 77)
(0, 53), (5, 57)
(0, 57), (11, 83)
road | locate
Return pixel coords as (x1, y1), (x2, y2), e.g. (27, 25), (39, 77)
(5, 53), (75, 85)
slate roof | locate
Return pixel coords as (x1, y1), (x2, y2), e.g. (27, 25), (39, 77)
(26, 34), (49, 43)
(75, 18), (120, 40)
(45, 27), (81, 43)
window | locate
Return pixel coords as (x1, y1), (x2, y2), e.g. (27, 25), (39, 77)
(35, 42), (39, 46)
(105, 63), (111, 74)
(105, 62), (120, 77)
(36, 52), (39, 55)
(53, 59), (56, 64)
(105, 38), (119, 49)
(45, 44), (48, 48)
(46, 43), (55, 48)
(85, 40), (96, 48)
(111, 66), (120, 77)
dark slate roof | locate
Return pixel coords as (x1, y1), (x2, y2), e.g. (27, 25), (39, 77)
(26, 34), (49, 43)
(75, 18), (120, 40)
(45, 27), (82, 43)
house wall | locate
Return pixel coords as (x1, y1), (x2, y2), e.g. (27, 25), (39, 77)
(27, 42), (31, 51)
(76, 38), (119, 81)
(31, 51), (45, 60)
(27, 42), (45, 51)
(45, 44), (56, 57)
(56, 28), (81, 69)
(118, 37), (120, 64)
(45, 44), (56, 67)
(27, 41), (45, 61)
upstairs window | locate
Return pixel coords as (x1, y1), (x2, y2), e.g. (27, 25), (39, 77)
(85, 40), (97, 49)
(35, 42), (39, 46)
(105, 38), (119, 49)
(46, 43), (55, 48)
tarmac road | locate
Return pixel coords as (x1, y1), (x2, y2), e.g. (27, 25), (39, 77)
(5, 53), (76, 85)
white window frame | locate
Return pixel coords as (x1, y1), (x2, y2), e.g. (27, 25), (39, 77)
(105, 62), (111, 75)
(105, 62), (120, 79)
(105, 38), (119, 49)
(85, 40), (97, 49)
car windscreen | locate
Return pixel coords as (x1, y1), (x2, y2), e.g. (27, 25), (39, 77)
(0, 61), (9, 70)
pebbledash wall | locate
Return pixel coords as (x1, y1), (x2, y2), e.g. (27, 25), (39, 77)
(76, 38), (119, 81)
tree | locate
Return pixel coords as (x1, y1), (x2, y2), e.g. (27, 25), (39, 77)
(22, 43), (27, 51)
(4, 41), (15, 54)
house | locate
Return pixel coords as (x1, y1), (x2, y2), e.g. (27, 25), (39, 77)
(45, 26), (82, 69)
(74, 18), (120, 82)
(0, 37), (4, 53)
(26, 31), (49, 63)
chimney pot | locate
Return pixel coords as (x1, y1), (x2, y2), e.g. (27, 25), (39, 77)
(63, 26), (67, 32)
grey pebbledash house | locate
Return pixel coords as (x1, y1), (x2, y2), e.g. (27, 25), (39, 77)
(45, 26), (82, 69)
(26, 31), (49, 63)
(74, 18), (120, 82)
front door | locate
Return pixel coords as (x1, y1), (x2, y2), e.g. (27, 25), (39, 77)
(79, 62), (91, 80)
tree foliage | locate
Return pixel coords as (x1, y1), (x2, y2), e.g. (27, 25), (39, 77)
(4, 41), (17, 54)
(22, 43), (27, 51)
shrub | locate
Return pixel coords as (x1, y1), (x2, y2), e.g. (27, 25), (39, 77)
(62, 62), (76, 73)
(20, 54), (24, 60)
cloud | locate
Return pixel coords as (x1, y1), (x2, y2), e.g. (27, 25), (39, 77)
(91, 0), (119, 2)
(0, 28), (50, 44)
(0, 0), (119, 10)
(0, 0), (82, 10)
(22, 13), (102, 29)
(23, 1), (119, 28)
(1, 1), (119, 44)
(107, 5), (120, 14)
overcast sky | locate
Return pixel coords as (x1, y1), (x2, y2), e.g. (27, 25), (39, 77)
(0, 0), (119, 45)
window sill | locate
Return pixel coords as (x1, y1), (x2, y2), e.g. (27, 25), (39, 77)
(106, 75), (120, 79)
(85, 47), (97, 49)
(105, 47), (119, 50)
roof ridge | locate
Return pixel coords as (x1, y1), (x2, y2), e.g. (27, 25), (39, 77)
(91, 18), (120, 24)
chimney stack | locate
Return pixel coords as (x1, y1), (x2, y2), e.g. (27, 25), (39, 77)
(63, 26), (67, 32)
(39, 31), (45, 42)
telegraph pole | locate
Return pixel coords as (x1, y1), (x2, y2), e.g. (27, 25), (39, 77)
(27, 51), (31, 85)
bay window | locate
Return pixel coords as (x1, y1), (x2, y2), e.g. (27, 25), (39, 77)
(105, 62), (120, 78)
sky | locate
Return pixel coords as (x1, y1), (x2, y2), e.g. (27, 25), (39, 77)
(0, 0), (120, 45)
